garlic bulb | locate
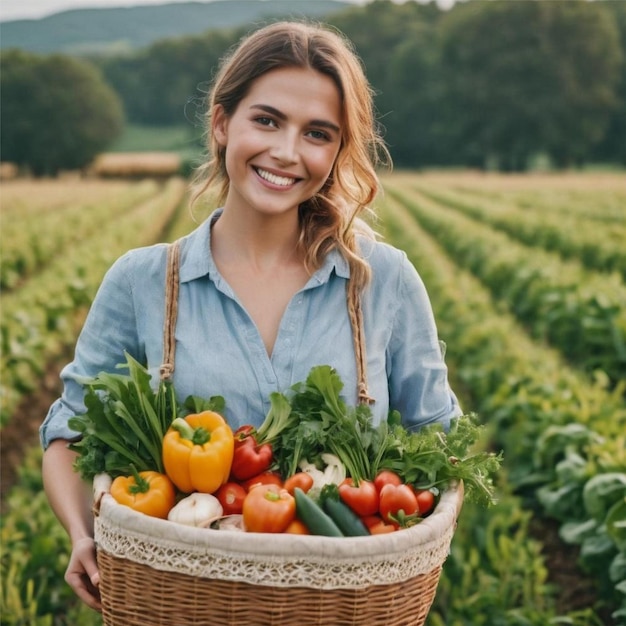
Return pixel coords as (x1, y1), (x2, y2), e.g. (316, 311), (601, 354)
(167, 493), (223, 528)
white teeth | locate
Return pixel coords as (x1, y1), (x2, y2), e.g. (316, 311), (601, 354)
(256, 168), (296, 187)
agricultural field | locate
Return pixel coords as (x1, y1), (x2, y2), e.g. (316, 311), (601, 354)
(1, 171), (625, 625)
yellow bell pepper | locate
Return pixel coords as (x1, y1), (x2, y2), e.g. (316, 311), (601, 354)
(110, 468), (176, 519)
(162, 411), (234, 494)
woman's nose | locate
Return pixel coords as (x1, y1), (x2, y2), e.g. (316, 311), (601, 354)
(270, 130), (299, 164)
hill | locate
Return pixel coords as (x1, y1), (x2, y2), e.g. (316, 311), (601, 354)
(0, 1), (352, 55)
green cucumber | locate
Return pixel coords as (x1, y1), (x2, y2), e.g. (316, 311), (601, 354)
(293, 488), (344, 537)
(322, 496), (370, 537)
(320, 484), (370, 537)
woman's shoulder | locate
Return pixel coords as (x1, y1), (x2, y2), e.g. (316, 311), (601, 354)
(111, 241), (169, 277)
(357, 235), (427, 307)
(112, 218), (211, 277)
(358, 235), (410, 274)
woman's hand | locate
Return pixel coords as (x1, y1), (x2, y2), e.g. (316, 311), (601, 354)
(42, 440), (101, 610)
(65, 536), (101, 611)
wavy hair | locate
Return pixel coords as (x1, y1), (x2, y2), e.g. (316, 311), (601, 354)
(191, 21), (391, 292)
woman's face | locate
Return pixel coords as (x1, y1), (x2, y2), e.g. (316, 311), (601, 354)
(213, 66), (342, 219)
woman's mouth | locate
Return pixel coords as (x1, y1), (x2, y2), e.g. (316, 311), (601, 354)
(254, 167), (298, 187)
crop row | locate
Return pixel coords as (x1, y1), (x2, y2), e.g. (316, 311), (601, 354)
(0, 178), (148, 217)
(1, 180), (161, 290)
(0, 178), (188, 426)
(416, 172), (626, 224)
(378, 190), (626, 622)
(382, 180), (626, 390)
(410, 181), (626, 281)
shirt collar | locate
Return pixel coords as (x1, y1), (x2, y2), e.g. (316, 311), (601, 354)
(178, 209), (220, 284)
(177, 208), (351, 285)
(310, 247), (350, 284)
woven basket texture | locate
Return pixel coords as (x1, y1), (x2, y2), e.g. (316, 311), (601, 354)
(95, 484), (462, 626)
(98, 554), (442, 626)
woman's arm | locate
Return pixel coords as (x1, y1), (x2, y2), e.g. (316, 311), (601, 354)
(42, 440), (101, 611)
(387, 253), (462, 430)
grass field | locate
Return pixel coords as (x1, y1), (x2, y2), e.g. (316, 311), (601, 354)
(109, 123), (204, 160)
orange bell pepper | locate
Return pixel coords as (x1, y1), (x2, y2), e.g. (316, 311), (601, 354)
(284, 519), (310, 535)
(162, 411), (234, 494)
(110, 468), (176, 519)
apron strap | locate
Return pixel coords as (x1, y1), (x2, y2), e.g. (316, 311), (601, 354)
(346, 279), (374, 406)
(159, 240), (180, 381)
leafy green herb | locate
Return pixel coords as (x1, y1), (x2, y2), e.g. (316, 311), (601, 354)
(267, 366), (373, 483)
(255, 392), (297, 445)
(68, 352), (224, 480)
(378, 414), (503, 506)
(259, 365), (502, 506)
(181, 392), (226, 416)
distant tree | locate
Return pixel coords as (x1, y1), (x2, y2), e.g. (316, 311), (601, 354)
(590, 0), (626, 165)
(373, 27), (440, 167)
(1, 50), (124, 176)
(99, 29), (238, 126)
(438, 0), (623, 170)
(331, 0), (440, 84)
(331, 0), (443, 166)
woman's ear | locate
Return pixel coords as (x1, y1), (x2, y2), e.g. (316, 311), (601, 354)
(212, 104), (228, 147)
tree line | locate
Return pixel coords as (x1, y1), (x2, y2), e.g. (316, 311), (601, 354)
(2, 0), (624, 176)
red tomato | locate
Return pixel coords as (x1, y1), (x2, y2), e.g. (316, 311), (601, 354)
(369, 520), (397, 535)
(284, 472), (314, 496)
(215, 482), (247, 515)
(373, 470), (402, 493)
(338, 478), (379, 517)
(242, 471), (283, 492)
(361, 514), (383, 530)
(378, 483), (419, 526)
(361, 514), (396, 535)
(415, 489), (436, 516)
(242, 484), (296, 533)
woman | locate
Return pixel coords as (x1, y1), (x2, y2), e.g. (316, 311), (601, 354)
(40, 20), (461, 611)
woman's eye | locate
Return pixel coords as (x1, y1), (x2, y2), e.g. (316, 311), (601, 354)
(255, 116), (276, 127)
(307, 129), (330, 141)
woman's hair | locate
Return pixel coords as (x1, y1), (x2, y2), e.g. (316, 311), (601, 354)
(191, 21), (391, 292)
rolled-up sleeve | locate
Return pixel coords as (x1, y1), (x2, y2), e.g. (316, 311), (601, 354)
(39, 252), (143, 449)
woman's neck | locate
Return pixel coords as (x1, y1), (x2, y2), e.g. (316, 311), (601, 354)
(211, 206), (304, 271)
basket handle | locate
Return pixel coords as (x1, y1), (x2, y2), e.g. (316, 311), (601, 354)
(454, 480), (465, 520)
(158, 239), (372, 403)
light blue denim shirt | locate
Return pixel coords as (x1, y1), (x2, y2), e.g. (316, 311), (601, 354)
(40, 210), (461, 449)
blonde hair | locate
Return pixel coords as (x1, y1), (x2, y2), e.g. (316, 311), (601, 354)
(191, 21), (391, 292)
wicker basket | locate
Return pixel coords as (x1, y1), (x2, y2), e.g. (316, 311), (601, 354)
(94, 482), (462, 626)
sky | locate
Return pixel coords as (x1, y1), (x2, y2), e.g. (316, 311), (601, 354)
(0, 0), (456, 23)
(0, 0), (377, 23)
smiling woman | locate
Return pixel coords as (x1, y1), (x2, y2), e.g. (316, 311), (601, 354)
(211, 66), (342, 230)
(208, 64), (344, 353)
(40, 20), (461, 613)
